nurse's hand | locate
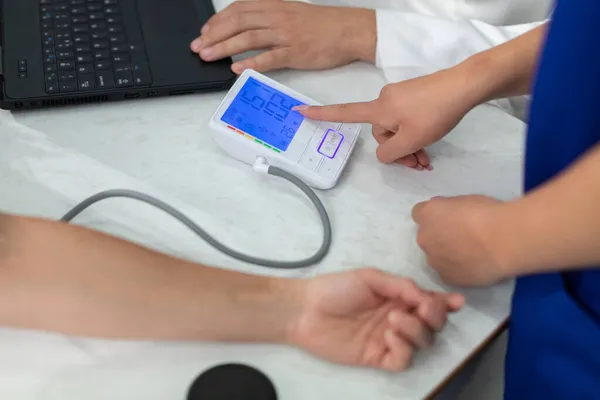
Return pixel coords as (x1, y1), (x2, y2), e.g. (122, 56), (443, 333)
(411, 195), (511, 287)
(190, 1), (376, 74)
(297, 69), (474, 169)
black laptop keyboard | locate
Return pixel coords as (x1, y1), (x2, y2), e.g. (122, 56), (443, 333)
(39, 0), (153, 94)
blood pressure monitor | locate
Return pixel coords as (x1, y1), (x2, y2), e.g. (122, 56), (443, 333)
(209, 69), (360, 190)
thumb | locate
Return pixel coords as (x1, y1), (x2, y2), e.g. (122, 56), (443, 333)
(294, 100), (378, 124)
(375, 129), (428, 164)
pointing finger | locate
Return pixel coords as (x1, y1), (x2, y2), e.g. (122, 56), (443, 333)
(295, 101), (378, 124)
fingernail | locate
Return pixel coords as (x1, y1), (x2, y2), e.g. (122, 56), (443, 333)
(190, 38), (202, 52)
(415, 164), (424, 171)
(201, 24), (209, 34)
(200, 47), (213, 59)
(231, 63), (244, 74)
(292, 105), (309, 111)
(388, 311), (401, 324)
(426, 165), (434, 171)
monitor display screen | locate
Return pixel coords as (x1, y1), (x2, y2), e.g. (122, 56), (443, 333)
(221, 77), (305, 151)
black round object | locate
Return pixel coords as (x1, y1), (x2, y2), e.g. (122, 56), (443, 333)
(187, 363), (277, 400)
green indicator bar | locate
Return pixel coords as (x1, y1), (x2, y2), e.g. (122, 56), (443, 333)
(273, 148), (281, 153)
(254, 139), (262, 144)
(263, 143), (272, 149)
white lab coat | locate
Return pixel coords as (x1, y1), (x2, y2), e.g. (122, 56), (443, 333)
(316, 0), (554, 119)
(214, 0), (553, 118)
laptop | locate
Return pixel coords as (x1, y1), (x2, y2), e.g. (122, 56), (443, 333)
(0, 0), (236, 110)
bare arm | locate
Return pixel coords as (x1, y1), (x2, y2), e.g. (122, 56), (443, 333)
(457, 24), (548, 109)
(499, 143), (600, 275)
(0, 214), (296, 342)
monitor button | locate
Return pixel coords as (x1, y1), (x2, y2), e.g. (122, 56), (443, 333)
(317, 129), (343, 159)
(299, 151), (322, 171)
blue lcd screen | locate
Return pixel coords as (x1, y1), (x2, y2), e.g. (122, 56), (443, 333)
(221, 77), (305, 151)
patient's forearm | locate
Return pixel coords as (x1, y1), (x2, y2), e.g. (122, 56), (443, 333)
(0, 214), (300, 342)
(453, 24), (548, 109)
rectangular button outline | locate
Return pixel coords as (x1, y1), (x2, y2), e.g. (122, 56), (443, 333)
(317, 128), (344, 159)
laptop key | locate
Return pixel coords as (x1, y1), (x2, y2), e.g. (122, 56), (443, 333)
(58, 60), (74, 70)
(111, 53), (128, 63)
(94, 61), (111, 70)
(87, 4), (103, 12)
(72, 25), (89, 33)
(55, 32), (71, 40)
(94, 50), (110, 59)
(114, 62), (131, 73)
(128, 43), (145, 53)
(44, 47), (56, 56)
(78, 74), (95, 91)
(90, 21), (107, 31)
(69, 0), (85, 4)
(45, 72), (58, 82)
(55, 22), (71, 30)
(106, 16), (122, 24)
(93, 41), (109, 50)
(110, 44), (127, 53)
(44, 54), (58, 64)
(58, 50), (74, 59)
(115, 71), (133, 87)
(59, 82), (77, 92)
(96, 71), (115, 89)
(74, 34), (90, 43)
(70, 6), (85, 14)
(76, 53), (93, 63)
(89, 12), (104, 20)
(103, 0), (118, 4)
(54, 5), (69, 12)
(109, 35), (126, 44)
(56, 42), (73, 50)
(91, 32), (107, 40)
(45, 64), (57, 73)
(105, 7), (118, 14)
(107, 25), (123, 34)
(72, 15), (88, 24)
(41, 21), (54, 30)
(133, 70), (152, 86)
(46, 82), (59, 94)
(77, 64), (94, 74)
(75, 44), (91, 53)
(59, 72), (76, 81)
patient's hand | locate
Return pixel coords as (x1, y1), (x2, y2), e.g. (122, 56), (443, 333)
(288, 268), (464, 371)
(190, 1), (376, 74)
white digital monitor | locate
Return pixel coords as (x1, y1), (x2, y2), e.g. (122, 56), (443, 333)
(209, 69), (360, 189)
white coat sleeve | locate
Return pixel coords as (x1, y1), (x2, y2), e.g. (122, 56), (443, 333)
(375, 11), (548, 120)
(375, 10), (547, 70)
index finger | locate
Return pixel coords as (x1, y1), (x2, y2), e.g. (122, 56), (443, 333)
(294, 101), (378, 124)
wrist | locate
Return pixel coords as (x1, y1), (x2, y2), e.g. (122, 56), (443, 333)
(268, 277), (307, 345)
(341, 8), (377, 64)
(450, 54), (503, 110)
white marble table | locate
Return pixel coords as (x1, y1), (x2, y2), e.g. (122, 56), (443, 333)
(0, 62), (525, 400)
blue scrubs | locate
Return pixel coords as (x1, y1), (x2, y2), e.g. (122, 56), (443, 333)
(504, 0), (600, 398)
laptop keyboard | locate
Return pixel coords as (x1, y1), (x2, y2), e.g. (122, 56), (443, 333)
(40, 0), (153, 94)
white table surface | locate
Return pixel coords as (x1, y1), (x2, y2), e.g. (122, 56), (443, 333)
(0, 61), (524, 400)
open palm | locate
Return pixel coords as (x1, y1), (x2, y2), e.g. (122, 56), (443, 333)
(289, 269), (464, 371)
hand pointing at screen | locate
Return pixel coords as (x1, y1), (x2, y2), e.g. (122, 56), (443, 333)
(295, 69), (476, 170)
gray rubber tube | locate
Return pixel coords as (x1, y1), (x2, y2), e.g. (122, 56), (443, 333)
(60, 166), (332, 269)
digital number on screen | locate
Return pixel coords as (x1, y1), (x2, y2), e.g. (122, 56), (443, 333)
(221, 77), (306, 151)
